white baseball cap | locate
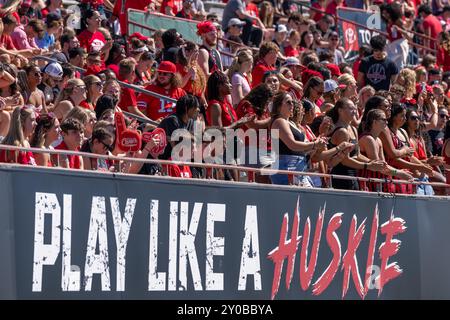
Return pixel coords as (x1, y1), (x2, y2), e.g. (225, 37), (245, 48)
(43, 62), (63, 80)
(283, 57), (301, 67)
(275, 24), (287, 33)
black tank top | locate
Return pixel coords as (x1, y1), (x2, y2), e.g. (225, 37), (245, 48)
(200, 45), (222, 73)
(328, 126), (360, 190)
(279, 121), (306, 156)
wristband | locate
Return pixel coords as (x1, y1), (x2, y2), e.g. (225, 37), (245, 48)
(364, 163), (368, 171)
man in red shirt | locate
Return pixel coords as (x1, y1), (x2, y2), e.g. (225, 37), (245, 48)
(118, 58), (150, 120)
(137, 61), (186, 121)
(419, 4), (443, 50)
(113, 0), (154, 36)
(55, 118), (84, 170)
(160, 0), (183, 16)
(252, 42), (278, 87)
(325, 0), (345, 16)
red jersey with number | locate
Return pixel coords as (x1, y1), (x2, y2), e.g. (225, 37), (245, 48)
(137, 84), (186, 120)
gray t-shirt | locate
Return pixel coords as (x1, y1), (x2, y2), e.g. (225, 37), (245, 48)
(222, 0), (246, 30)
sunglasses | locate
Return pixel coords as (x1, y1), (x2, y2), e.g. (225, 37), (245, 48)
(34, 71), (42, 77)
(100, 140), (113, 152)
(409, 116), (420, 121)
(439, 114), (449, 119)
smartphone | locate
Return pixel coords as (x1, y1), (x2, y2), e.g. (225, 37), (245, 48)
(421, 83), (426, 94)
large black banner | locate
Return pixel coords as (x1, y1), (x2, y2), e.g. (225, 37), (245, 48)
(0, 166), (449, 299)
(337, 7), (387, 60)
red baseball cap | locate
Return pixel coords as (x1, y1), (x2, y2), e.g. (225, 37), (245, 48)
(301, 69), (324, 85)
(326, 64), (341, 77)
(129, 32), (149, 41)
(157, 61), (177, 74)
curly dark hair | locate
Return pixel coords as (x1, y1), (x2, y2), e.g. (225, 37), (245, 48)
(243, 83), (274, 116)
(206, 71), (228, 101)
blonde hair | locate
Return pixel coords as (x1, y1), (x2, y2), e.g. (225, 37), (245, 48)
(83, 75), (101, 104)
(259, 1), (274, 28)
(228, 50), (253, 83)
(2, 106), (33, 146)
(337, 73), (356, 87)
(54, 78), (85, 106)
(398, 68), (416, 98)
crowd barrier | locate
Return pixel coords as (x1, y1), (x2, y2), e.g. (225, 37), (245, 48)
(0, 163), (449, 300)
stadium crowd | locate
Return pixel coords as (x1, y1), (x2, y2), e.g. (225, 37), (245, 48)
(0, 0), (449, 195)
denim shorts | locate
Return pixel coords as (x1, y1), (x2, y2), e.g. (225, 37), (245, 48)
(270, 154), (312, 187)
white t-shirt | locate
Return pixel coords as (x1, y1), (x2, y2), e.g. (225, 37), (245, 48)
(231, 72), (251, 107)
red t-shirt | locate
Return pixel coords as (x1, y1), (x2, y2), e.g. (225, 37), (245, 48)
(438, 47), (450, 72)
(326, 0), (345, 16)
(160, 0), (183, 15)
(55, 141), (81, 169)
(246, 2), (259, 26)
(113, 0), (152, 35)
(387, 23), (403, 42)
(118, 79), (138, 112)
(352, 58), (361, 79)
(251, 60), (276, 88)
(0, 34), (16, 50)
(422, 14), (443, 50)
(311, 2), (325, 22)
(0, 150), (36, 165)
(78, 30), (106, 53)
(207, 99), (237, 127)
(137, 84), (186, 120)
(165, 163), (192, 178)
(284, 45), (300, 57)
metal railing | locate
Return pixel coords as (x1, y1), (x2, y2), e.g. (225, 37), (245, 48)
(31, 56), (180, 111)
(0, 144), (448, 196)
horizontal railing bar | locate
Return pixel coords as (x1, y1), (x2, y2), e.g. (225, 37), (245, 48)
(0, 144), (448, 189)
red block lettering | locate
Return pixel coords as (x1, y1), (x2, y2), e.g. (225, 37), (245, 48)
(341, 215), (366, 299)
(267, 198), (301, 300)
(312, 213), (343, 296)
(377, 212), (407, 296)
(299, 207), (324, 291)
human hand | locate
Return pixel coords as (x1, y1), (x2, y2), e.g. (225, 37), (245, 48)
(369, 160), (387, 172)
